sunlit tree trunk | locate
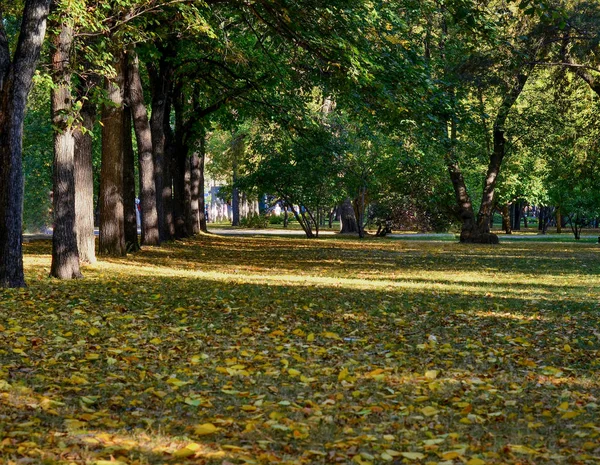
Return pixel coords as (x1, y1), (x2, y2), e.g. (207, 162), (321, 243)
(74, 92), (96, 264)
(50, 23), (82, 279)
(99, 54), (126, 257)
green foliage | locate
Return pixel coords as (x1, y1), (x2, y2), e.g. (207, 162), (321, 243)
(23, 73), (53, 232)
(239, 212), (269, 229)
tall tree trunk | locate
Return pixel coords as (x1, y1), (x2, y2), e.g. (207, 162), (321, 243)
(50, 24), (82, 279)
(198, 133), (207, 233)
(122, 105), (140, 252)
(473, 73), (529, 242)
(231, 137), (241, 226)
(163, 110), (175, 239)
(339, 198), (359, 234)
(148, 50), (174, 242)
(127, 50), (159, 245)
(0, 0), (51, 287)
(172, 84), (187, 239)
(99, 54), (126, 257)
(556, 207), (562, 233)
(74, 92), (96, 264)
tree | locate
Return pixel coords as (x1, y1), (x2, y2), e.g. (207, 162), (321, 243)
(49, 17), (82, 279)
(98, 53), (126, 256)
(0, 0), (52, 287)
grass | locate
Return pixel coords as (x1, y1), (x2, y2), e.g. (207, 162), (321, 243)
(1, 235), (599, 464)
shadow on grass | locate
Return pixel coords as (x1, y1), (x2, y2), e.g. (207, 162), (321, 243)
(2, 237), (598, 463)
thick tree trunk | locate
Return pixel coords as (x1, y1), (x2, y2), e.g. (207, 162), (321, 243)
(232, 174), (240, 226)
(0, 0), (51, 287)
(74, 94), (96, 264)
(99, 54), (126, 257)
(148, 52), (174, 242)
(339, 198), (359, 234)
(50, 24), (82, 279)
(122, 105), (140, 252)
(127, 50), (159, 245)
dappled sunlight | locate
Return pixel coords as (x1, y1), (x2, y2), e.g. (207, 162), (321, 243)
(5, 237), (600, 464)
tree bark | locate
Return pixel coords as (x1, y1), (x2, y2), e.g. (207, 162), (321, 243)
(197, 134), (207, 232)
(99, 54), (126, 257)
(502, 204), (511, 234)
(148, 50), (174, 241)
(122, 104), (140, 252)
(127, 50), (159, 245)
(231, 136), (242, 226)
(0, 0), (51, 287)
(50, 23), (82, 279)
(74, 91), (96, 264)
(339, 198), (359, 234)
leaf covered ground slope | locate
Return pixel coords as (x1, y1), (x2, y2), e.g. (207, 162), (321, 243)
(1, 236), (599, 464)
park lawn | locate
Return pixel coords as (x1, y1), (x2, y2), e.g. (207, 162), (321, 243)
(1, 236), (599, 465)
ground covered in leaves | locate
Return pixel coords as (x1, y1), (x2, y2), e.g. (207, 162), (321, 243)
(1, 235), (600, 465)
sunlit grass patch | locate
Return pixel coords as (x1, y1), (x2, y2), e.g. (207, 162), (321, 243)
(1, 236), (599, 464)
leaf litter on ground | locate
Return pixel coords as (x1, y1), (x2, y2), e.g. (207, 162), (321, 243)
(0, 235), (599, 464)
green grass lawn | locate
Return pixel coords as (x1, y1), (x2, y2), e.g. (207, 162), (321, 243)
(1, 236), (599, 464)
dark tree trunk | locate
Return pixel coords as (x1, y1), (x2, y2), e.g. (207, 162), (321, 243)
(339, 198), (359, 234)
(122, 105), (140, 252)
(74, 91), (96, 264)
(0, 0), (51, 287)
(187, 151), (200, 234)
(172, 84), (188, 239)
(198, 135), (207, 232)
(511, 200), (521, 231)
(502, 204), (511, 234)
(164, 117), (175, 239)
(127, 50), (159, 246)
(454, 73), (529, 244)
(148, 50), (174, 241)
(50, 24), (82, 280)
(99, 54), (126, 256)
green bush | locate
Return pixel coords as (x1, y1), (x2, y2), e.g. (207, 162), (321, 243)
(240, 212), (269, 228)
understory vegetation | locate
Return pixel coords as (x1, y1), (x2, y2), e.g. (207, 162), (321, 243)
(1, 237), (599, 464)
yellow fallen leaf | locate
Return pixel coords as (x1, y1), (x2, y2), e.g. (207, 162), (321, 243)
(557, 402), (569, 411)
(424, 370), (438, 380)
(442, 451), (461, 460)
(467, 459), (486, 465)
(322, 331), (341, 340)
(288, 368), (301, 377)
(173, 442), (201, 458)
(510, 445), (538, 454)
(307, 333), (315, 342)
(421, 406), (439, 416)
(563, 344), (571, 353)
(194, 423), (218, 436)
(561, 411), (580, 419)
(400, 452), (425, 460)
(338, 367), (349, 381)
